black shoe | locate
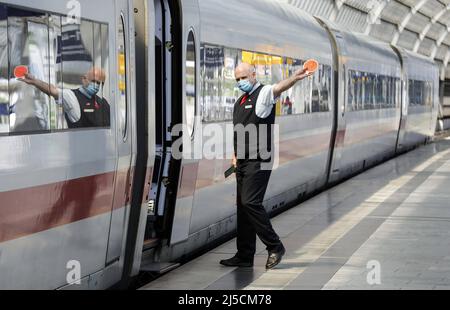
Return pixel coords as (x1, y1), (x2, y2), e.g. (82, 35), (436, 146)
(220, 256), (253, 267)
(266, 245), (285, 270)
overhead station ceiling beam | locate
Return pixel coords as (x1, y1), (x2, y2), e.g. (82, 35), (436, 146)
(412, 4), (450, 53)
(284, 0), (450, 79)
(329, 0), (346, 22)
(364, 0), (391, 35)
(392, 0), (429, 44)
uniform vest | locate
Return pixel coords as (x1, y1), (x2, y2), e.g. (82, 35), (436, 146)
(233, 84), (276, 162)
(65, 89), (111, 129)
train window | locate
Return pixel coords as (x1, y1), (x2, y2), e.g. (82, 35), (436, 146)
(101, 24), (110, 113)
(93, 21), (110, 129)
(384, 76), (389, 109)
(118, 14), (127, 139)
(283, 58), (310, 115)
(356, 72), (362, 111)
(392, 77), (396, 108)
(388, 77), (395, 108)
(428, 81), (434, 107)
(59, 19), (110, 129)
(201, 44), (227, 122)
(0, 5), (8, 134)
(0, 5), (110, 135)
(375, 75), (381, 108)
(359, 73), (365, 110)
(362, 73), (370, 110)
(415, 80), (423, 106)
(318, 64), (331, 113)
(348, 70), (356, 112)
(386, 76), (391, 108)
(424, 81), (428, 106)
(347, 71), (353, 111)
(347, 71), (401, 111)
(414, 80), (420, 106)
(408, 80), (414, 106)
(186, 31), (196, 137)
(48, 14), (64, 130)
(350, 71), (356, 111)
(311, 82), (320, 113)
(377, 75), (382, 109)
(426, 81), (433, 107)
(381, 76), (387, 109)
(8, 8), (51, 133)
(366, 73), (371, 110)
(200, 44), (332, 120)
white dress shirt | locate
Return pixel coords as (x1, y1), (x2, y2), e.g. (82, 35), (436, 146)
(249, 82), (279, 119)
(57, 88), (82, 123)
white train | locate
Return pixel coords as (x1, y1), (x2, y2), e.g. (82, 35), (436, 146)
(0, 0), (439, 289)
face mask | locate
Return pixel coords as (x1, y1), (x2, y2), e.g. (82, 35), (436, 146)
(83, 82), (100, 98)
(238, 79), (254, 93)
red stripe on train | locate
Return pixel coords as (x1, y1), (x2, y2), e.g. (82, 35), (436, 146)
(0, 172), (115, 243)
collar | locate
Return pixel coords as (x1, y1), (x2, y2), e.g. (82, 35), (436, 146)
(249, 82), (261, 96)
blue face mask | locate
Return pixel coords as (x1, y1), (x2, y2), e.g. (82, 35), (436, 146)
(83, 82), (100, 98)
(237, 79), (254, 93)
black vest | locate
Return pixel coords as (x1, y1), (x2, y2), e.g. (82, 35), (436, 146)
(233, 84), (276, 161)
(66, 89), (111, 129)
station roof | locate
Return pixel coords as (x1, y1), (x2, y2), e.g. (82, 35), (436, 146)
(281, 0), (450, 80)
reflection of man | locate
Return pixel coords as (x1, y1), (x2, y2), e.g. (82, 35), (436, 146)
(220, 63), (313, 270)
(283, 96), (293, 115)
(19, 67), (110, 128)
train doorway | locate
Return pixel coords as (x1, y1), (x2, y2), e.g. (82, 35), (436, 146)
(143, 0), (183, 249)
(122, 0), (183, 281)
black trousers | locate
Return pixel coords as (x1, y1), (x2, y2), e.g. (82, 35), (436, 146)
(235, 160), (282, 261)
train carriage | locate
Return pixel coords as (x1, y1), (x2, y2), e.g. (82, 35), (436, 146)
(0, 0), (439, 289)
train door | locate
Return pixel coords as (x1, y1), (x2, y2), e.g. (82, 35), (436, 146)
(328, 31), (349, 184)
(141, 0), (200, 249)
(431, 76), (440, 137)
(167, 0), (201, 245)
(121, 0), (158, 283)
(317, 18), (349, 184)
(106, 0), (135, 265)
(123, 0), (183, 279)
(146, 0), (200, 247)
(395, 50), (409, 154)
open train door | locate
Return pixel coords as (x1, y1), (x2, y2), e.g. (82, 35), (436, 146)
(107, 0), (135, 266)
(165, 0), (201, 246)
(140, 0), (200, 250)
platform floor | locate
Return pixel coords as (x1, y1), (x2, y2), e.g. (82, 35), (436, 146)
(142, 138), (450, 290)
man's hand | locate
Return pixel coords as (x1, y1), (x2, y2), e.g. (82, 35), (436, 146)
(232, 153), (237, 168)
(17, 74), (59, 99)
(17, 73), (36, 85)
(273, 68), (315, 98)
(294, 68), (314, 81)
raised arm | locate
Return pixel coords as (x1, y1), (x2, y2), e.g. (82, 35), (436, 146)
(272, 68), (314, 98)
(18, 74), (60, 100)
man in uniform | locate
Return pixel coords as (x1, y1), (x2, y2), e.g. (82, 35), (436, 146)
(19, 67), (110, 128)
(220, 62), (313, 270)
